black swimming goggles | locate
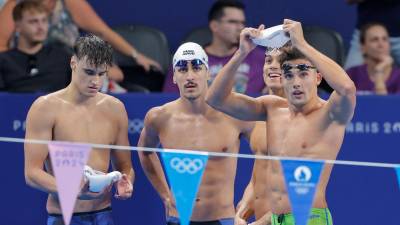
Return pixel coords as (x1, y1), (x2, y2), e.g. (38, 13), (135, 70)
(282, 63), (317, 75)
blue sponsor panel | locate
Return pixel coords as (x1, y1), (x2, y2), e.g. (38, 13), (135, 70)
(0, 93), (399, 225)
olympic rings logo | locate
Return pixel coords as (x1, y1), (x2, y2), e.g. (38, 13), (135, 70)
(170, 157), (204, 174)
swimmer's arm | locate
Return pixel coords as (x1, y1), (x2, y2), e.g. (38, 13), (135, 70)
(0, 0), (16, 52)
(205, 54), (268, 121)
(295, 40), (356, 99)
(206, 27), (270, 121)
(287, 21), (356, 124)
(286, 20), (356, 98)
(111, 102), (134, 184)
(138, 108), (171, 201)
(299, 43), (356, 123)
(24, 97), (58, 194)
(325, 88), (356, 124)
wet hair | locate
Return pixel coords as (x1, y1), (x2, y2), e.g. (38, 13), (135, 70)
(13, 0), (48, 22)
(73, 34), (113, 67)
(279, 47), (308, 66)
(208, 0), (245, 22)
(359, 22), (388, 44)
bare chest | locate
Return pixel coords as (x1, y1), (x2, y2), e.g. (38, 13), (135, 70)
(53, 106), (118, 145)
(267, 111), (327, 157)
(159, 116), (241, 153)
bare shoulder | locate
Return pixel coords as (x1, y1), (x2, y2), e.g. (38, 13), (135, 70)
(28, 91), (65, 115)
(145, 100), (176, 124)
(26, 91), (67, 130)
(97, 93), (127, 112)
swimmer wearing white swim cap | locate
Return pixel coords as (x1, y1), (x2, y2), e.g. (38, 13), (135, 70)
(138, 41), (254, 225)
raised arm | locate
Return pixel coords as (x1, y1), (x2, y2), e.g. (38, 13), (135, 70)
(206, 26), (268, 121)
(138, 107), (176, 215)
(64, 0), (161, 71)
(283, 19), (356, 124)
(0, 0), (17, 52)
(110, 99), (134, 200)
(24, 96), (58, 194)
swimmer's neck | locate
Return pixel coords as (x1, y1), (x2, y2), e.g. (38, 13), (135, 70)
(268, 88), (285, 98)
(289, 96), (323, 116)
(63, 85), (98, 105)
(178, 96), (209, 114)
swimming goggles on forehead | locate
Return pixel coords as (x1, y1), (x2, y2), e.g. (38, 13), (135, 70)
(265, 47), (282, 54)
(282, 63), (317, 74)
(174, 59), (204, 69)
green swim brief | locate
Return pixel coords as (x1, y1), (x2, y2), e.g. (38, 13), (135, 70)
(271, 208), (333, 225)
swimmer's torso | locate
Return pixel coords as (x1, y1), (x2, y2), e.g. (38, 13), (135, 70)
(155, 100), (246, 221)
(43, 90), (120, 214)
(266, 100), (345, 214)
(249, 122), (270, 220)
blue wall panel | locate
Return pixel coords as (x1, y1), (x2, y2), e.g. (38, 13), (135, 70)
(0, 93), (399, 224)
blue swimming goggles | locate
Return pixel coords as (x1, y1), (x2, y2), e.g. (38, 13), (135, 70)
(174, 59), (204, 69)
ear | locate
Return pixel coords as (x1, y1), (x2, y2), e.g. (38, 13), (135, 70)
(361, 44), (368, 58)
(70, 55), (77, 71)
(316, 72), (322, 86)
(172, 72), (177, 84)
(209, 20), (218, 33)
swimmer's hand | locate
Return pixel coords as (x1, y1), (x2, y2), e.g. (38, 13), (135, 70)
(282, 19), (307, 49)
(114, 174), (133, 200)
(234, 200), (252, 225)
(238, 24), (265, 57)
(234, 215), (248, 225)
(164, 195), (178, 217)
(78, 180), (112, 200)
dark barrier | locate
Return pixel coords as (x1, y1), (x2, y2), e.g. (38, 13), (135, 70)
(0, 93), (399, 225)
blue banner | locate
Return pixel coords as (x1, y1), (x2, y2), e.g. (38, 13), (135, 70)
(281, 160), (323, 225)
(1, 94), (400, 225)
(161, 150), (208, 225)
(396, 166), (400, 190)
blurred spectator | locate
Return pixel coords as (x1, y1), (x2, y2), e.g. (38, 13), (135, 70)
(0, 0), (162, 92)
(344, 0), (400, 69)
(163, 0), (265, 94)
(346, 23), (400, 95)
(0, 1), (71, 92)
